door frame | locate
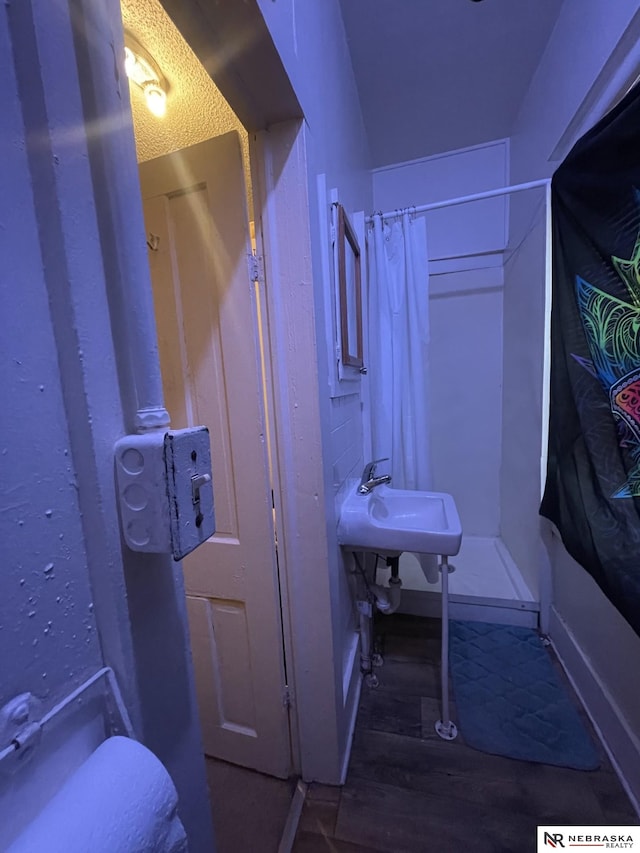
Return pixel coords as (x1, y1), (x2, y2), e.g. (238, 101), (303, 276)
(107, 0), (344, 783)
(249, 123), (346, 783)
(156, 0), (347, 783)
(248, 163), (302, 776)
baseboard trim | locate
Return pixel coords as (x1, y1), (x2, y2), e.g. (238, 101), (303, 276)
(549, 607), (640, 818)
(342, 631), (360, 707)
(339, 636), (363, 785)
(399, 589), (539, 628)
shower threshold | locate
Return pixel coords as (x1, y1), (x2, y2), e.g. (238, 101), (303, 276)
(392, 536), (540, 628)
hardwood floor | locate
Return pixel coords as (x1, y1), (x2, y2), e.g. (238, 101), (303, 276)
(292, 614), (638, 853)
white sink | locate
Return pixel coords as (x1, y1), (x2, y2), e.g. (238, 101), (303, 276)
(337, 483), (462, 556)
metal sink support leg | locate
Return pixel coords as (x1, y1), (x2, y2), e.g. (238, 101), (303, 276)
(435, 554), (458, 741)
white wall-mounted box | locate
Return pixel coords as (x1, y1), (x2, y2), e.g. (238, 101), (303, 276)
(115, 427), (215, 560)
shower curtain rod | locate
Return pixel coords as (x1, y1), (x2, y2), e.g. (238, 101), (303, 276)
(366, 178), (551, 223)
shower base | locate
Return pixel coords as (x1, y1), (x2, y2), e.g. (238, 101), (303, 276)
(388, 536), (539, 628)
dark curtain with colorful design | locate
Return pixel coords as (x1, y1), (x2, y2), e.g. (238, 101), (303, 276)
(541, 84), (640, 637)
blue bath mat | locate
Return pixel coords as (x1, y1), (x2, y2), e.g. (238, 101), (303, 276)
(448, 621), (600, 770)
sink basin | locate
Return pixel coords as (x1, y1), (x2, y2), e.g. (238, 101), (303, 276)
(337, 483), (462, 556)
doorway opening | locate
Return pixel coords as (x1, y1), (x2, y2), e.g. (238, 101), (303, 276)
(119, 0), (293, 782)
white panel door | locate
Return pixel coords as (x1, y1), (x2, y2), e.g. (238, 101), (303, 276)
(139, 132), (291, 778)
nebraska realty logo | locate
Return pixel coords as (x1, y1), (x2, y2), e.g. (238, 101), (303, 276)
(538, 827), (640, 850)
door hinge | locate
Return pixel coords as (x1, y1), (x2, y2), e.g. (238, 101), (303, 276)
(282, 686), (292, 709)
(247, 252), (264, 284)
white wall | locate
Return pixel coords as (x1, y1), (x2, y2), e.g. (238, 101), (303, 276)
(500, 190), (547, 598)
(511, 1), (640, 182)
(0, 3), (214, 849)
(430, 265), (504, 536)
(372, 141), (508, 539)
(0, 25), (104, 847)
(372, 140), (509, 261)
(549, 535), (640, 808)
(256, 0), (372, 781)
(511, 0), (640, 800)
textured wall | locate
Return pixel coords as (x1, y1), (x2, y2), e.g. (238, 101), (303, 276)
(0, 10), (107, 846)
(0, 3), (214, 848)
(120, 0), (251, 210)
(1, 115), (102, 726)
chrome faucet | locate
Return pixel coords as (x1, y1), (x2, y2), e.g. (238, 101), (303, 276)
(358, 458), (392, 494)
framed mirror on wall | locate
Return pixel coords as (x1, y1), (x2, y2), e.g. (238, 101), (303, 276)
(336, 203), (364, 371)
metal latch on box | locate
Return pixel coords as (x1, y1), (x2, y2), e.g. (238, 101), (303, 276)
(191, 472), (212, 528)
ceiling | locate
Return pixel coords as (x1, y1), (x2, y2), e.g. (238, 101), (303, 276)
(119, 0), (249, 168)
(339, 0), (564, 167)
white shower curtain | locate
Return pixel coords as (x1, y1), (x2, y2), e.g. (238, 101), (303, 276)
(367, 211), (431, 490)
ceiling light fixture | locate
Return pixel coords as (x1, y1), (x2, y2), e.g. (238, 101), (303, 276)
(123, 33), (168, 118)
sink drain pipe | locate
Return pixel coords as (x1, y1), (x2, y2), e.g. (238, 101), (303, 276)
(370, 554), (402, 615)
(370, 578), (402, 615)
(353, 552), (402, 685)
(357, 599), (374, 678)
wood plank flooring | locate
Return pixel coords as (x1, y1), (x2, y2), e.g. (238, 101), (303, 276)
(292, 614), (638, 853)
